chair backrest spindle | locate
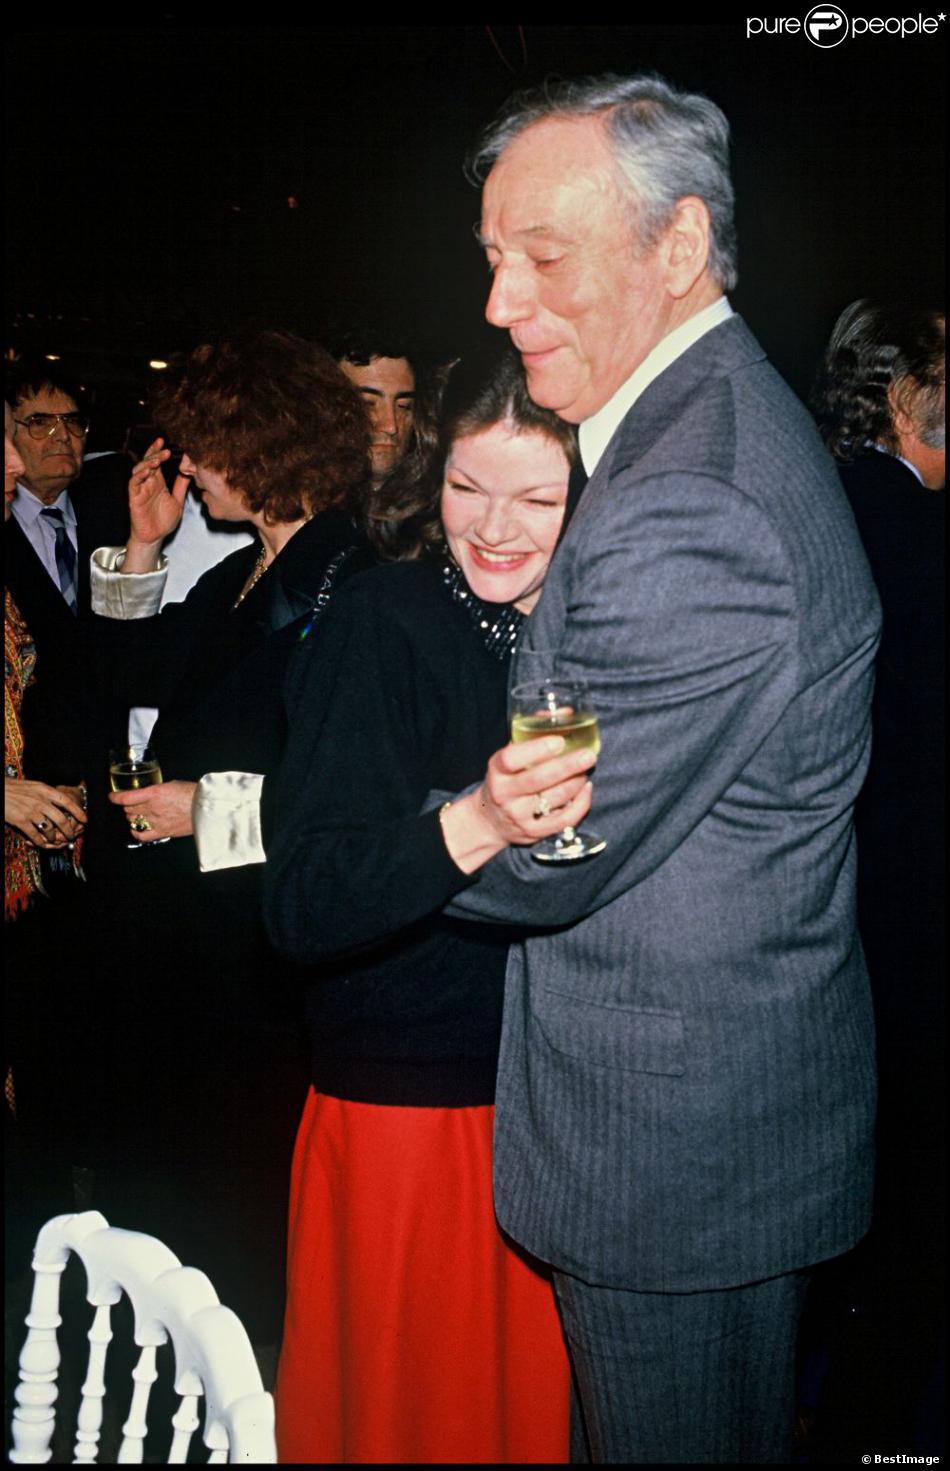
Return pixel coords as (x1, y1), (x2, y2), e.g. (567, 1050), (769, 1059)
(74, 1300), (113, 1463)
(8, 1213), (276, 1465)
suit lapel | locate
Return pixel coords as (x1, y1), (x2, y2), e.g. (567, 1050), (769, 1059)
(515, 316), (770, 677)
(4, 513), (74, 635)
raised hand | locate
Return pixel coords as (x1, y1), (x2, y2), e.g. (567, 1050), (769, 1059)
(123, 437), (192, 571)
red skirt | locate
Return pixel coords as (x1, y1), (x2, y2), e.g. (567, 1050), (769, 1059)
(275, 1089), (570, 1464)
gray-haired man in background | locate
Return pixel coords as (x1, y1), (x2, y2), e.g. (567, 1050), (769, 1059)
(441, 74), (881, 1462)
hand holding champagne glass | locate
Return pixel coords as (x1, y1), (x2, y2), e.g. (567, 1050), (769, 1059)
(109, 743), (168, 844)
(510, 679), (606, 862)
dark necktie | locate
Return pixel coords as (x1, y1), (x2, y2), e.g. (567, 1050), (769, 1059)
(557, 457), (589, 548)
(39, 507), (78, 614)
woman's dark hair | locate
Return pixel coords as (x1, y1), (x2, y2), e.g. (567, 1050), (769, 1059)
(363, 346), (577, 561)
(153, 330), (371, 523)
(811, 300), (945, 462)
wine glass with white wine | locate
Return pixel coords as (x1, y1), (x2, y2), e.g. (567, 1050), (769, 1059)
(109, 743), (169, 846)
(509, 678), (606, 862)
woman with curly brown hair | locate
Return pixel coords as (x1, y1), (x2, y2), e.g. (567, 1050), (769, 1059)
(83, 330), (375, 1351)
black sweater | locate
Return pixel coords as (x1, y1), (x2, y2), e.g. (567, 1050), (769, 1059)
(265, 558), (523, 1106)
(87, 508), (373, 1029)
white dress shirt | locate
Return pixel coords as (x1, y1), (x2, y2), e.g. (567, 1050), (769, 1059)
(11, 483), (78, 593)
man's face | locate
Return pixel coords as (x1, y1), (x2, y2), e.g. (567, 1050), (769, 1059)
(480, 117), (675, 424)
(12, 387), (85, 503)
(339, 356), (415, 484)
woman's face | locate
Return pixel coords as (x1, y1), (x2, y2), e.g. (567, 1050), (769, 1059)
(179, 453), (251, 523)
(5, 402), (26, 517)
(440, 423), (570, 613)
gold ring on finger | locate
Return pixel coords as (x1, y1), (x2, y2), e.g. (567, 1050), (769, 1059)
(533, 791), (551, 820)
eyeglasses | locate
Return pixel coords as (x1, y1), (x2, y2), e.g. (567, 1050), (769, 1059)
(14, 412), (90, 441)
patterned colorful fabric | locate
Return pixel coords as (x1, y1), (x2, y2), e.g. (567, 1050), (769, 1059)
(4, 590), (42, 920)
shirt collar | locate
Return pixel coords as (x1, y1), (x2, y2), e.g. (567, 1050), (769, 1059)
(578, 296), (734, 477)
(869, 441), (926, 487)
(13, 482), (76, 530)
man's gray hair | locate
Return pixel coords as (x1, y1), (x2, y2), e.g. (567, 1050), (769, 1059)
(467, 73), (738, 292)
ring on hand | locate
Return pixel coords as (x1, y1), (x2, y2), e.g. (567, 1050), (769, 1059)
(35, 818), (51, 831)
(130, 815), (153, 833)
(533, 791), (551, 820)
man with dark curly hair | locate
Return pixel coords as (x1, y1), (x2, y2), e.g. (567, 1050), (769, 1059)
(810, 302), (944, 1455)
(333, 327), (419, 489)
(813, 299), (945, 490)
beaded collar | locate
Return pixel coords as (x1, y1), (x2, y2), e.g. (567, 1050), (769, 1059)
(440, 557), (525, 661)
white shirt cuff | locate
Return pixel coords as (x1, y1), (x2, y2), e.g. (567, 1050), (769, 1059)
(90, 547), (167, 618)
(193, 771), (266, 872)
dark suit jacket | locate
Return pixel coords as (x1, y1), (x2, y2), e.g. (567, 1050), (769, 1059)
(4, 454), (131, 784)
(449, 316), (881, 1291)
(840, 452), (944, 1057)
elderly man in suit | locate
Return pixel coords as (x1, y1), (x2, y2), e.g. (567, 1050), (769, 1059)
(436, 74), (881, 1463)
(5, 361), (131, 1220)
(5, 359), (130, 789)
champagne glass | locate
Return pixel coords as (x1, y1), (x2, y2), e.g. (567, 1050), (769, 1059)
(510, 678), (606, 862)
(109, 743), (169, 846)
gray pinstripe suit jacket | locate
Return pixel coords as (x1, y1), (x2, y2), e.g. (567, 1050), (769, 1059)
(449, 316), (881, 1291)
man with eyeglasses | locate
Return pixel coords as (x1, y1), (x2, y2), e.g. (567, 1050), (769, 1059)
(5, 359), (129, 789)
(5, 359), (131, 1231)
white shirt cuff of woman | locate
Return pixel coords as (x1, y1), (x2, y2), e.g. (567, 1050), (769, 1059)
(90, 546), (168, 618)
(193, 770), (266, 871)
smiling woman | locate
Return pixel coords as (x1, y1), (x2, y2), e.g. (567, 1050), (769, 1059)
(441, 419), (570, 611)
(264, 348), (586, 1464)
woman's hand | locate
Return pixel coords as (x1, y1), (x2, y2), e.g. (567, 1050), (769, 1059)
(122, 437), (192, 573)
(4, 778), (87, 848)
(439, 735), (596, 875)
(108, 779), (198, 843)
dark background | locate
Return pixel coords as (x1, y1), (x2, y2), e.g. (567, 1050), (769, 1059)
(5, 20), (945, 444)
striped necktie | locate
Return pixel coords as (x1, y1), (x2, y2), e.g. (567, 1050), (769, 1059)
(39, 507), (78, 614)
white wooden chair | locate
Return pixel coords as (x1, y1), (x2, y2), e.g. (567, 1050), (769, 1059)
(9, 1211), (277, 1464)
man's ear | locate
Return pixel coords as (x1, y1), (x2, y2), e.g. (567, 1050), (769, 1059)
(663, 196), (711, 299)
(887, 378), (918, 441)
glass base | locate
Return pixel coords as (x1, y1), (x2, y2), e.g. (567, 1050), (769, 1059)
(532, 827), (607, 864)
